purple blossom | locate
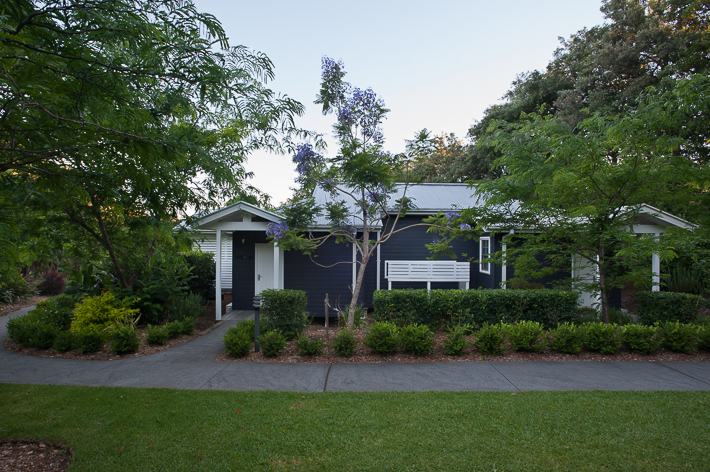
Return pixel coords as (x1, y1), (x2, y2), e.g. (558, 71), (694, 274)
(318, 179), (334, 190)
(366, 184), (388, 204)
(292, 143), (323, 183)
(460, 223), (471, 230)
(445, 211), (461, 223)
(334, 222), (357, 235)
(266, 222), (289, 241)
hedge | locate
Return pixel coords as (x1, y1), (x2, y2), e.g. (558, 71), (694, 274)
(373, 289), (578, 329)
(635, 291), (704, 325)
(260, 289), (309, 340)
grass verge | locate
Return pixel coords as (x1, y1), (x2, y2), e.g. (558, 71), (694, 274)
(1, 384), (708, 471)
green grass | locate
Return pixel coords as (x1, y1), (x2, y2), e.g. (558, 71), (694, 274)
(1, 384), (708, 471)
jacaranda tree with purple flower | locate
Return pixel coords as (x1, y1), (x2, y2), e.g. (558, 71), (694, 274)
(267, 57), (477, 327)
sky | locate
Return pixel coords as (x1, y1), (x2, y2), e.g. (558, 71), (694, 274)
(193, 0), (607, 206)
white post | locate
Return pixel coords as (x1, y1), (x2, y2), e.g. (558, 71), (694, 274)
(352, 242), (357, 295)
(273, 243), (280, 289)
(501, 241), (507, 290)
(376, 231), (381, 291)
(215, 229), (222, 321)
(652, 232), (661, 291)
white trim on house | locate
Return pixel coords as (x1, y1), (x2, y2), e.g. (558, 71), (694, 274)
(384, 260), (470, 291)
(195, 201), (283, 228)
(193, 231), (233, 289)
(479, 237), (491, 274)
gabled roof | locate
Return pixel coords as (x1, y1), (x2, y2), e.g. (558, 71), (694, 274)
(192, 201), (283, 229)
(312, 183), (482, 228)
(634, 204), (697, 231)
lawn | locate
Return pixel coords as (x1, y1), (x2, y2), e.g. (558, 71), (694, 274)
(1, 384), (708, 471)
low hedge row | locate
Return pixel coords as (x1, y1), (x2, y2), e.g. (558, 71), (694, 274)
(373, 289), (579, 329)
(635, 291), (705, 325)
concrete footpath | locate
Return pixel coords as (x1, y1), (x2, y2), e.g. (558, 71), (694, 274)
(1, 307), (710, 392)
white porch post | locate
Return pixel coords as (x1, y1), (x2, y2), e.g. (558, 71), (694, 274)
(376, 231), (381, 291)
(501, 241), (507, 290)
(273, 243), (280, 289)
(652, 232), (661, 291)
(352, 242), (357, 295)
(215, 229), (222, 321)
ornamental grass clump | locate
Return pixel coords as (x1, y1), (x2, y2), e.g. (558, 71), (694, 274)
(442, 325), (468, 356)
(620, 324), (661, 355)
(295, 335), (324, 356)
(475, 323), (505, 355)
(259, 330), (287, 358)
(399, 324), (435, 355)
(549, 322), (583, 354)
(332, 329), (357, 357)
(507, 320), (546, 352)
(582, 322), (621, 354)
(658, 321), (698, 354)
(223, 326), (251, 358)
(365, 322), (399, 355)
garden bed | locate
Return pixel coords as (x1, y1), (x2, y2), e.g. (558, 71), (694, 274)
(0, 296), (51, 318)
(3, 308), (216, 361)
(0, 440), (72, 472)
(215, 324), (710, 363)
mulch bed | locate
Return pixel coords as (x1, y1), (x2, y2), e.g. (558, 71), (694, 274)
(215, 325), (710, 363)
(0, 440), (72, 472)
(0, 296), (51, 318)
(2, 310), (217, 362)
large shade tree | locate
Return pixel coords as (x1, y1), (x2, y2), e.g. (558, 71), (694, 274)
(0, 0), (314, 289)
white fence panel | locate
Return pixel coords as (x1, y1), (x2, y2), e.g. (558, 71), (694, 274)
(385, 260), (470, 290)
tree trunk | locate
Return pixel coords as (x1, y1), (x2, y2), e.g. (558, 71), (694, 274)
(91, 195), (130, 289)
(348, 251), (370, 327)
(598, 255), (610, 324)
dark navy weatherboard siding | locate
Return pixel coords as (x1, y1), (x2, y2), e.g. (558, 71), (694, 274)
(378, 216), (480, 291)
(284, 235), (354, 317)
(231, 231), (268, 310)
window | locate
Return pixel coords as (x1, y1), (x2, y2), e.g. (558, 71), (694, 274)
(479, 237), (490, 274)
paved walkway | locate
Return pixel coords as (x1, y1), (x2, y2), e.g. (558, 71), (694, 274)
(1, 307), (709, 392)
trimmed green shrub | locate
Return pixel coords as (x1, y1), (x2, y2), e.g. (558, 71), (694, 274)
(110, 324), (141, 354)
(172, 292), (204, 321)
(178, 317), (196, 335)
(236, 319), (256, 342)
(475, 323), (505, 355)
(146, 325), (169, 345)
(699, 325), (710, 351)
(76, 330), (103, 354)
(442, 325), (468, 356)
(295, 335), (324, 356)
(332, 329), (357, 357)
(620, 324), (661, 355)
(373, 289), (431, 326)
(261, 289), (309, 340)
(259, 330), (287, 358)
(223, 326), (251, 358)
(583, 322), (621, 354)
(635, 291), (703, 325)
(163, 320), (183, 339)
(7, 315), (59, 349)
(549, 322), (583, 354)
(183, 251), (216, 301)
(53, 330), (78, 352)
(70, 291), (138, 337)
(507, 320), (546, 352)
(399, 324), (435, 355)
(658, 321), (699, 354)
(373, 289), (578, 329)
(365, 322), (399, 355)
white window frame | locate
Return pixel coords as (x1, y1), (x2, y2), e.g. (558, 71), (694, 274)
(479, 237), (491, 274)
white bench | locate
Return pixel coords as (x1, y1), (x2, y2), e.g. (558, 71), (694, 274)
(384, 260), (470, 290)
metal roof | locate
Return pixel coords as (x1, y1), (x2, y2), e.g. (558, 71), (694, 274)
(312, 183), (483, 229)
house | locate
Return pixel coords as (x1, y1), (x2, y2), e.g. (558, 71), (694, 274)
(192, 183), (696, 320)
